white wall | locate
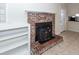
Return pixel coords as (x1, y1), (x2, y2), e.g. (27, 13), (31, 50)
(67, 3), (79, 32)
(7, 3), (57, 25)
(55, 4), (67, 34)
(67, 3), (79, 16)
(0, 3), (67, 35)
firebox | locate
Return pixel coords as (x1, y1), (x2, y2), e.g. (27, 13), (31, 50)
(35, 22), (55, 44)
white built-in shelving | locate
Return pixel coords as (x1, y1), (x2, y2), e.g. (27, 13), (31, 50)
(0, 24), (30, 55)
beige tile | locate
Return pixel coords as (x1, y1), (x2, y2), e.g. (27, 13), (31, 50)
(42, 31), (79, 55)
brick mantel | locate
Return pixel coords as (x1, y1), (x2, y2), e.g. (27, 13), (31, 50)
(27, 11), (55, 43)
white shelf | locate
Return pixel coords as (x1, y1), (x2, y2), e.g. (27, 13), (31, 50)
(0, 23), (30, 31)
(0, 44), (29, 55)
(0, 32), (28, 42)
(0, 24), (30, 55)
(0, 27), (28, 36)
(0, 35), (28, 53)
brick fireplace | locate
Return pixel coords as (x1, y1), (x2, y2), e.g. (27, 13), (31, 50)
(26, 11), (63, 55)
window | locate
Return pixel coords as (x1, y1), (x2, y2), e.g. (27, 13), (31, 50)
(0, 3), (6, 23)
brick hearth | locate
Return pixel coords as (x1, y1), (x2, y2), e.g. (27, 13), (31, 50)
(26, 11), (63, 55)
(32, 35), (63, 55)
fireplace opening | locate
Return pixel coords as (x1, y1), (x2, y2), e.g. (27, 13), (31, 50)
(35, 22), (55, 44)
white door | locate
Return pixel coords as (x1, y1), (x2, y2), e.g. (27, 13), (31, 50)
(60, 9), (66, 32)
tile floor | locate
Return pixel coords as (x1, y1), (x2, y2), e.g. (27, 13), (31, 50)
(42, 31), (79, 55)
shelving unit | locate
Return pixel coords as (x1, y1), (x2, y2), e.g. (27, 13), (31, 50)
(1, 44), (29, 55)
(0, 25), (30, 55)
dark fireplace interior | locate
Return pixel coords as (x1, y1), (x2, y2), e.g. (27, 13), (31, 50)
(35, 22), (55, 44)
